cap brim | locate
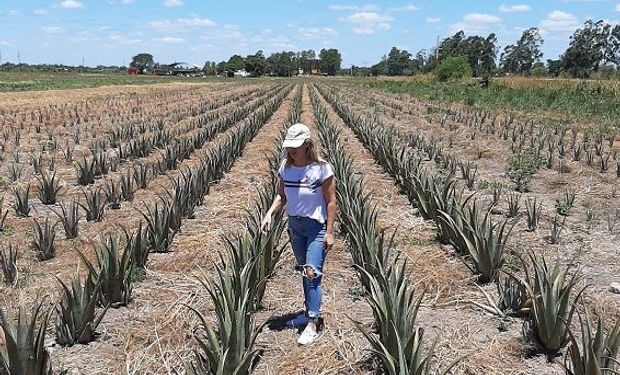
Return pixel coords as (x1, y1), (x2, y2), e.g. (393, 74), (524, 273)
(282, 138), (306, 148)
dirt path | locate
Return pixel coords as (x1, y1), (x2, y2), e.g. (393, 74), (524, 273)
(252, 83), (372, 374)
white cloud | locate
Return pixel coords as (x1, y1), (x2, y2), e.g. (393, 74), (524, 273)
(6, 9), (20, 16)
(40, 26), (65, 34)
(153, 36), (185, 44)
(464, 13), (502, 23)
(539, 10), (579, 32)
(499, 4), (532, 13)
(426, 16), (441, 24)
(449, 13), (502, 33)
(341, 12), (393, 34)
(108, 34), (142, 44)
(329, 4), (378, 11)
(33, 9), (48, 16)
(59, 0), (84, 9)
(163, 0), (183, 7)
(0, 40), (14, 47)
(388, 4), (420, 12)
(149, 17), (217, 32)
(615, 3), (620, 11)
(298, 27), (338, 39)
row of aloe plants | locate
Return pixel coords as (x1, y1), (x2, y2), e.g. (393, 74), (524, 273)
(328, 85), (482, 190)
(0, 85), (293, 375)
(309, 84), (457, 374)
(318, 84), (513, 284)
(4, 85), (291, 266)
(185, 86), (302, 374)
(74, 85), (281, 186)
(318, 84), (620, 372)
(421, 94), (620, 178)
(1, 84), (264, 194)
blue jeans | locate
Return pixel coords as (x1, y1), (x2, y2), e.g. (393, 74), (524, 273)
(287, 216), (327, 321)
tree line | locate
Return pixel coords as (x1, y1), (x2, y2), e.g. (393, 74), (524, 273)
(130, 49), (342, 77)
(370, 19), (620, 79)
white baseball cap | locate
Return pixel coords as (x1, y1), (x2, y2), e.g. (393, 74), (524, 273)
(282, 123), (311, 148)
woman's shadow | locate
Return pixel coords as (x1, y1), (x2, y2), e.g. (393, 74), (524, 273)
(266, 311), (323, 333)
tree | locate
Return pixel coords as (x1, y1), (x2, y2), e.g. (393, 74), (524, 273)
(131, 53), (154, 71)
(433, 56), (472, 81)
(298, 50), (317, 74)
(436, 31), (497, 76)
(266, 51), (295, 76)
(438, 31), (466, 59)
(562, 20), (611, 78)
(412, 49), (427, 73)
(202, 61), (218, 76)
(318, 48), (342, 76)
(546, 59), (563, 77)
(226, 54), (245, 72)
(386, 47), (412, 76)
(607, 24), (620, 67)
(500, 27), (544, 75)
(245, 50), (267, 77)
(370, 54), (387, 76)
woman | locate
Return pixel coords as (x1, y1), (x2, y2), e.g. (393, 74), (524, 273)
(261, 122), (337, 346)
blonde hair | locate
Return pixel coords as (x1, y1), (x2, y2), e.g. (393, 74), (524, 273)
(284, 138), (326, 167)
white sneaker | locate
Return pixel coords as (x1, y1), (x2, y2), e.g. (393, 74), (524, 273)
(297, 324), (318, 346)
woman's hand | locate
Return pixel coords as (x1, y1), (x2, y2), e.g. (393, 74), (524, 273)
(324, 232), (334, 252)
(260, 214), (272, 233)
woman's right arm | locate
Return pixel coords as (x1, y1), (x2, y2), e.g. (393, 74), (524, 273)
(261, 178), (286, 231)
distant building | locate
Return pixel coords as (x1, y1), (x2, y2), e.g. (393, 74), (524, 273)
(167, 62), (203, 76)
(234, 69), (250, 77)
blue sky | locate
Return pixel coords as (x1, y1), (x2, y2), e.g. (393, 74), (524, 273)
(0, 0), (619, 67)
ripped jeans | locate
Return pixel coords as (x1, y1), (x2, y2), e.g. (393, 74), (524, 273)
(287, 216), (327, 321)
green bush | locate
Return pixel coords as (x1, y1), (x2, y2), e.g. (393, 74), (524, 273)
(531, 66), (548, 77)
(507, 148), (541, 192)
(433, 56), (472, 82)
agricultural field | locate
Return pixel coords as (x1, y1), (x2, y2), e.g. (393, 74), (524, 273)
(0, 71), (216, 92)
(0, 77), (619, 375)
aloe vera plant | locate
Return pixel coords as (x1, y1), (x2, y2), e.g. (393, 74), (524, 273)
(122, 223), (149, 273)
(512, 251), (588, 354)
(36, 172), (62, 205)
(506, 192), (521, 218)
(54, 272), (108, 346)
(80, 233), (133, 307)
(12, 184), (30, 218)
(525, 197), (542, 231)
(439, 201), (515, 283)
(54, 200), (80, 239)
(0, 298), (52, 375)
(75, 156), (95, 185)
(351, 257), (459, 375)
(564, 311), (620, 375)
(139, 198), (175, 253)
(32, 217), (58, 261)
(0, 198), (8, 232)
(79, 187), (106, 222)
(0, 244), (18, 286)
(185, 262), (264, 374)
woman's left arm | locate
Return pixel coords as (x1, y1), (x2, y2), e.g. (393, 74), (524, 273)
(322, 175), (336, 251)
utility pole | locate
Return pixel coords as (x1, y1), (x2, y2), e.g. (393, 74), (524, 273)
(82, 56), (85, 67)
(17, 51), (20, 65)
(435, 35), (440, 61)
